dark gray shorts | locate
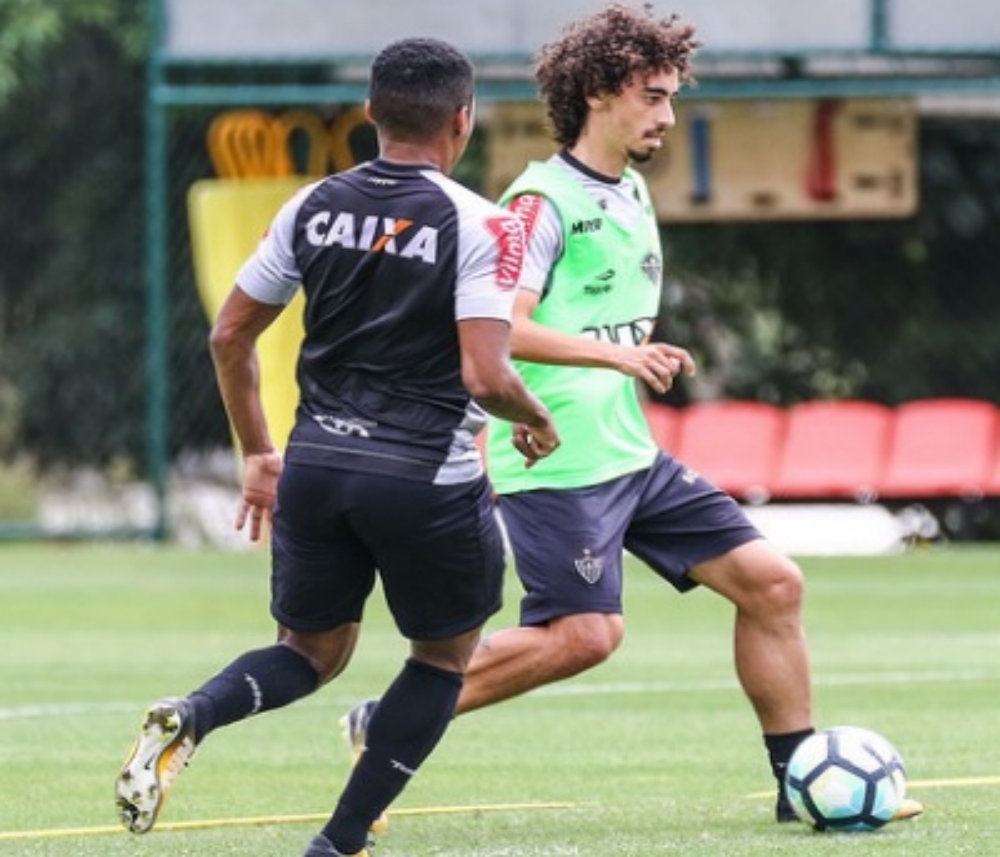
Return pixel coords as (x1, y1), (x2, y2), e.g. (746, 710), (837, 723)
(270, 464), (504, 640)
(498, 453), (761, 626)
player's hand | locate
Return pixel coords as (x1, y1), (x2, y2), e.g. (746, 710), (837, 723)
(235, 449), (283, 542)
(613, 342), (696, 394)
(511, 419), (560, 468)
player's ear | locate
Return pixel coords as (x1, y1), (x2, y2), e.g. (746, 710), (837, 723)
(363, 99), (375, 124)
(586, 91), (612, 113)
(454, 102), (474, 138)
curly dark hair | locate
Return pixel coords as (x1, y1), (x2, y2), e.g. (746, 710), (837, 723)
(536, 3), (699, 147)
(369, 37), (475, 142)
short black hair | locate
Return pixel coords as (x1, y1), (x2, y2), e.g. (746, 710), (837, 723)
(369, 37), (475, 142)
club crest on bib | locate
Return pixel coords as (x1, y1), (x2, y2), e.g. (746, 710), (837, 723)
(574, 548), (604, 584)
(641, 252), (662, 285)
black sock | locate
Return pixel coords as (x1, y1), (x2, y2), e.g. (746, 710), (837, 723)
(323, 658), (463, 854)
(765, 728), (815, 786)
(187, 644), (320, 743)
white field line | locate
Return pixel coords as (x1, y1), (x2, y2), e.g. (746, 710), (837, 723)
(0, 669), (995, 721)
(532, 669), (996, 697)
(746, 774), (1000, 799)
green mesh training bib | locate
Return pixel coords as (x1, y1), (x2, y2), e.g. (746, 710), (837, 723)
(487, 161), (664, 493)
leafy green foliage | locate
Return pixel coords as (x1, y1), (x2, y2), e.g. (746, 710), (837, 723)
(0, 2), (997, 477)
(0, 0), (146, 108)
(0, 0), (148, 465)
(662, 120), (1000, 406)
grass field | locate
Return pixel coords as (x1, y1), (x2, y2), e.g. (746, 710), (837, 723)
(0, 542), (997, 856)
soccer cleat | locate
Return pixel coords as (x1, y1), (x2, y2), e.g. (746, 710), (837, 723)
(339, 699), (389, 834)
(893, 797), (924, 822)
(773, 763), (799, 823)
(777, 792), (924, 826)
(114, 697), (197, 833)
(302, 833), (371, 857)
(775, 788), (799, 823)
(341, 699), (378, 765)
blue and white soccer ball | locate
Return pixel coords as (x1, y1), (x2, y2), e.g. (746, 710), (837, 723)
(785, 726), (907, 832)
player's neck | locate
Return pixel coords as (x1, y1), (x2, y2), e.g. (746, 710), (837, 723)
(378, 139), (451, 174)
(565, 137), (627, 181)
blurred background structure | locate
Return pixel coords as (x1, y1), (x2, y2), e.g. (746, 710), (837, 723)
(1, 0), (999, 544)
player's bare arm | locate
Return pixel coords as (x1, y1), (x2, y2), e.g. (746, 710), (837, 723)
(209, 284), (286, 539)
(458, 316), (559, 464)
(509, 288), (696, 394)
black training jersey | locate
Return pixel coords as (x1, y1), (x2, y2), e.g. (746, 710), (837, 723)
(236, 159), (524, 484)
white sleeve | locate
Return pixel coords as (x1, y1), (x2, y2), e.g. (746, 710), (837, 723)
(234, 180), (322, 305)
(505, 193), (563, 295)
(453, 206), (525, 322)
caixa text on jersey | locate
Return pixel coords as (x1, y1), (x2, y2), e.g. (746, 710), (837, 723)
(305, 211), (439, 263)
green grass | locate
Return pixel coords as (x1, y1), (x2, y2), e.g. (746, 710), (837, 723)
(0, 543), (998, 856)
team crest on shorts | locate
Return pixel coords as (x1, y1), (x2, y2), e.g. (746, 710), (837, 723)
(574, 549), (604, 584)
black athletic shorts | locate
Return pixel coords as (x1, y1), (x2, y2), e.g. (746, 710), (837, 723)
(270, 463), (505, 640)
(498, 452), (761, 626)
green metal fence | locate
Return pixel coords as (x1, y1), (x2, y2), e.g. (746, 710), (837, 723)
(2, 0), (1000, 542)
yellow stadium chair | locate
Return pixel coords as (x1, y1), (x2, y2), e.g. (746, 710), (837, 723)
(188, 176), (310, 455)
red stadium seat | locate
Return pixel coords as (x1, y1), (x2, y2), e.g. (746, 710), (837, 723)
(876, 398), (1000, 499)
(986, 441), (1000, 497)
(770, 400), (893, 501)
(673, 400), (786, 503)
(642, 401), (682, 453)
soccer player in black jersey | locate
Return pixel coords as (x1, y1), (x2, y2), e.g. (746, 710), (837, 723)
(114, 37), (558, 857)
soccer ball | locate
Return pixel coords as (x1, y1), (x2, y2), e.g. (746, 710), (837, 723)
(785, 726), (907, 832)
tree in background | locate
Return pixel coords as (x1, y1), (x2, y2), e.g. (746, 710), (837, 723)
(0, 0), (147, 466)
(0, 1), (998, 479)
(661, 119), (1000, 407)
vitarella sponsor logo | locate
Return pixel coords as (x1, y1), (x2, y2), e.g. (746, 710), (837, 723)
(485, 215), (525, 290)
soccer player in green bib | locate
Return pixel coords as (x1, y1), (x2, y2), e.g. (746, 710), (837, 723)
(345, 2), (921, 827)
(482, 4), (812, 822)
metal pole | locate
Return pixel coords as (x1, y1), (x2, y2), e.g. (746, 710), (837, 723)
(870, 0), (889, 53)
(145, 0), (170, 540)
